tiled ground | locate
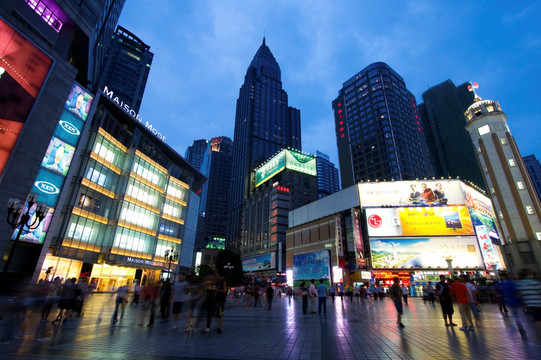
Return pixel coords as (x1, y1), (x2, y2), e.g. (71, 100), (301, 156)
(1, 293), (540, 359)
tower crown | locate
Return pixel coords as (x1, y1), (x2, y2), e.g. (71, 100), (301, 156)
(465, 99), (503, 122)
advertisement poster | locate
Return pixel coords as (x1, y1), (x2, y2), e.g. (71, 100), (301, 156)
(399, 206), (474, 236)
(352, 208), (366, 268)
(41, 137), (76, 176)
(293, 250), (331, 287)
(470, 210), (500, 244)
(475, 225), (502, 269)
(242, 252), (275, 272)
(370, 237), (484, 269)
(366, 208), (402, 237)
(358, 180), (464, 207)
(256, 149), (316, 187)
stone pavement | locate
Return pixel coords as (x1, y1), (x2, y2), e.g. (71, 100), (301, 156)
(1, 293), (540, 359)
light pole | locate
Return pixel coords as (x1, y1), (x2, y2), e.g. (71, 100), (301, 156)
(224, 262), (234, 289)
(441, 245), (456, 278)
(164, 247), (178, 281)
(2, 194), (49, 284)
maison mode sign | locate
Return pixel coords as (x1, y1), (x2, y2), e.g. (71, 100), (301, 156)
(103, 86), (166, 142)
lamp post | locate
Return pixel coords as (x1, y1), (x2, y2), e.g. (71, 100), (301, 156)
(2, 194), (49, 284)
(224, 262), (234, 289)
(441, 245), (456, 278)
(164, 247), (178, 281)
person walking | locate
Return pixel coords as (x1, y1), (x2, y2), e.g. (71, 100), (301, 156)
(389, 277), (405, 328)
(309, 279), (317, 314)
(52, 278), (77, 324)
(111, 284), (128, 323)
(171, 272), (190, 330)
(299, 282), (308, 315)
(159, 279), (172, 319)
(517, 268), (541, 331)
(427, 282), (436, 304)
(317, 279), (328, 315)
(265, 284), (274, 310)
(450, 276), (474, 331)
(360, 284), (367, 303)
(498, 271), (526, 336)
(330, 285), (335, 303)
(435, 275), (456, 327)
(41, 277), (61, 322)
(401, 285), (409, 304)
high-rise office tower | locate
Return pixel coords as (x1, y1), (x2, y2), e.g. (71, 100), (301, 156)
(523, 155), (541, 203)
(89, 0), (126, 90)
(0, 0), (119, 282)
(332, 62), (431, 188)
(465, 92), (541, 272)
(418, 80), (485, 190)
(185, 139), (209, 172)
(227, 38), (301, 252)
(315, 151), (340, 198)
(96, 25), (153, 113)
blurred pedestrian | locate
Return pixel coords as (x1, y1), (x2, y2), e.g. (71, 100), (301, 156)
(52, 278), (77, 324)
(389, 277), (405, 328)
(435, 275), (456, 327)
(111, 284), (128, 323)
(160, 279), (172, 319)
(265, 284), (274, 310)
(41, 277), (61, 322)
(450, 276), (474, 331)
(132, 282), (141, 306)
(330, 285), (335, 303)
(464, 276), (480, 318)
(171, 272), (190, 330)
(517, 269), (541, 331)
(360, 284), (367, 303)
(427, 282), (436, 304)
(299, 282), (308, 314)
(401, 285), (409, 304)
(498, 271), (526, 336)
(309, 279), (317, 314)
(317, 279), (328, 315)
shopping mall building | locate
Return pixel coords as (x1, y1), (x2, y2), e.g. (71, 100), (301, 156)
(287, 179), (504, 295)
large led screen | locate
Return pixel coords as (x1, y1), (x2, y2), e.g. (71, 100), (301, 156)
(255, 149), (316, 187)
(370, 237), (484, 269)
(293, 250), (331, 287)
(41, 137), (75, 176)
(366, 206), (474, 237)
(242, 252), (275, 272)
(358, 180), (464, 207)
(0, 19), (54, 176)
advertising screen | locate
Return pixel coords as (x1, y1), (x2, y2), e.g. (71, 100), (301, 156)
(470, 209), (500, 244)
(358, 180), (464, 207)
(255, 149), (316, 187)
(370, 237), (484, 269)
(293, 250), (331, 287)
(366, 206), (474, 237)
(203, 237), (225, 250)
(41, 137), (75, 176)
(255, 151), (286, 187)
(0, 19), (54, 176)
(242, 252), (275, 272)
(461, 183), (495, 217)
(475, 225), (503, 270)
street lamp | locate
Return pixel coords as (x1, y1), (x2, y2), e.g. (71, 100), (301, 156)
(164, 247), (178, 280)
(2, 194), (49, 284)
(441, 245), (456, 278)
(224, 262), (234, 288)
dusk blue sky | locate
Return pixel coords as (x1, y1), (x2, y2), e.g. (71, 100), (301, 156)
(118, 1), (541, 167)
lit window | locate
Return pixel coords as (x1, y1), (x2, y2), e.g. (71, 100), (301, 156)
(526, 206), (533, 215)
(500, 138), (507, 145)
(508, 159), (516, 167)
(486, 105), (494, 112)
(478, 124), (491, 136)
(477, 146), (481, 153)
(517, 181), (525, 190)
(490, 188), (495, 194)
(498, 211), (503, 219)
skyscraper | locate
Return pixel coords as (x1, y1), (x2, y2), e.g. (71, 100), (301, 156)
(523, 154), (541, 203)
(465, 91), (541, 272)
(227, 38), (301, 252)
(418, 80), (485, 190)
(95, 25), (153, 113)
(315, 151), (340, 198)
(185, 139), (209, 172)
(332, 62), (431, 188)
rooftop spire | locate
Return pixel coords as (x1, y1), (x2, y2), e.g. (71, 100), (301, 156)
(468, 81), (482, 102)
(262, 36), (266, 46)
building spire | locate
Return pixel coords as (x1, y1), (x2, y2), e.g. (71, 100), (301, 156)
(263, 35), (266, 46)
(468, 81), (482, 102)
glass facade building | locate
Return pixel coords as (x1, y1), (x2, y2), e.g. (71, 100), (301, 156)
(315, 150), (340, 198)
(227, 38), (301, 252)
(332, 62), (431, 188)
(37, 92), (205, 289)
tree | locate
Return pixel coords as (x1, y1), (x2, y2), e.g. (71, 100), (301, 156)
(215, 250), (243, 286)
(195, 263), (214, 280)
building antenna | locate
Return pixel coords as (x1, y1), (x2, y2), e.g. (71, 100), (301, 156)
(468, 81), (481, 101)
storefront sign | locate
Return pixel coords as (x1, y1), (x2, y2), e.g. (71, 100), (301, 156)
(126, 256), (164, 267)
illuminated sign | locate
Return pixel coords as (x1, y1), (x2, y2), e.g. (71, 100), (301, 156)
(242, 252), (275, 272)
(293, 250), (331, 287)
(475, 225), (502, 270)
(352, 208), (365, 269)
(370, 237), (484, 269)
(103, 86), (166, 142)
(358, 180), (464, 207)
(203, 237), (225, 250)
(0, 19), (53, 177)
(255, 149), (316, 187)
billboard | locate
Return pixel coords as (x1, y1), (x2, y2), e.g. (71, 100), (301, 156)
(203, 237), (225, 250)
(461, 182), (495, 217)
(370, 237), (484, 269)
(242, 252), (275, 272)
(293, 250), (331, 286)
(366, 206), (474, 237)
(0, 19), (54, 176)
(358, 180), (464, 207)
(475, 225), (503, 270)
(255, 149), (316, 187)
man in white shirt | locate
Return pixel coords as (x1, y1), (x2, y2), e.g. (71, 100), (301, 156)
(309, 279), (317, 314)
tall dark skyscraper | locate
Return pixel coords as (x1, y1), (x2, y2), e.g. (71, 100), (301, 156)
(418, 80), (485, 190)
(227, 38), (301, 252)
(315, 151), (340, 198)
(96, 25), (153, 113)
(185, 139), (209, 172)
(332, 62), (431, 188)
(524, 154), (541, 203)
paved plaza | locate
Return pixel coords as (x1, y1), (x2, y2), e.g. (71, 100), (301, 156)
(1, 293), (540, 359)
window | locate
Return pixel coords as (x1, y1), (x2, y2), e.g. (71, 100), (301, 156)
(477, 124), (491, 136)
(500, 138), (508, 145)
(517, 181), (525, 190)
(526, 206), (534, 215)
(85, 167), (106, 186)
(508, 159), (516, 167)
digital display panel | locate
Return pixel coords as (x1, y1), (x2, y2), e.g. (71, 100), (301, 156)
(255, 149), (316, 187)
(370, 237), (484, 269)
(293, 250), (331, 287)
(203, 237), (225, 250)
(0, 19), (54, 176)
(242, 252), (275, 272)
(41, 137), (75, 176)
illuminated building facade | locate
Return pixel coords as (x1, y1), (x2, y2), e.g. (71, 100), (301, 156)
(185, 139), (209, 172)
(0, 0), (121, 282)
(332, 62), (432, 188)
(465, 93), (541, 273)
(418, 80), (485, 190)
(34, 91), (205, 289)
(227, 38), (301, 253)
(95, 25), (153, 113)
(241, 149), (317, 280)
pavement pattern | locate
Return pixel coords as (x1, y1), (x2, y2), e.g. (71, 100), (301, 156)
(1, 293), (540, 359)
